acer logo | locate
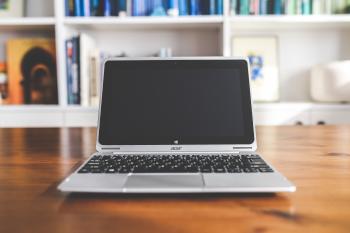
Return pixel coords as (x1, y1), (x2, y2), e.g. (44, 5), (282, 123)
(171, 146), (182, 150)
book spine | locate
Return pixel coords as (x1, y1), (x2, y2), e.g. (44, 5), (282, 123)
(312, 0), (323, 14)
(190, 0), (198, 15)
(71, 36), (80, 104)
(240, 0), (250, 15)
(74, 0), (81, 16)
(274, 0), (283, 14)
(266, 0), (274, 14)
(132, 0), (138, 16)
(168, 0), (179, 16)
(217, 0), (223, 15)
(178, 0), (188, 15)
(104, 0), (112, 16)
(90, 0), (99, 16)
(295, 0), (302, 14)
(65, 0), (69, 16)
(230, 0), (237, 15)
(301, 0), (311, 14)
(324, 0), (332, 14)
(66, 39), (74, 104)
(80, 0), (85, 16)
(209, 0), (216, 14)
(249, 0), (260, 14)
(118, 0), (127, 16)
(260, 0), (267, 14)
(84, 0), (90, 16)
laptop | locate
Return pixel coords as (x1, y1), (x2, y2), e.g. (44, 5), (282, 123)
(58, 57), (296, 193)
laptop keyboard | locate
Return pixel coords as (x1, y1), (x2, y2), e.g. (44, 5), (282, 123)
(77, 154), (274, 174)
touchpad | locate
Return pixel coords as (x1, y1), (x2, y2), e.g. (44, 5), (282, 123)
(125, 174), (204, 189)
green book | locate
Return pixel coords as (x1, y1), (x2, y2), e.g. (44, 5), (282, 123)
(302, 0), (311, 15)
(239, 0), (250, 15)
(285, 0), (297, 15)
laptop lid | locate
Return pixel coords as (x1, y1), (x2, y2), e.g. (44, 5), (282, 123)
(96, 57), (256, 152)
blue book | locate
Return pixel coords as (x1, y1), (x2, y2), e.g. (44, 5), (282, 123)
(90, 0), (99, 16)
(80, 0), (85, 16)
(217, 0), (223, 15)
(259, 0), (267, 14)
(74, 0), (81, 16)
(190, 0), (199, 15)
(104, 0), (111, 16)
(65, 0), (69, 16)
(274, 0), (282, 14)
(209, 0), (216, 14)
(65, 39), (73, 104)
(118, 0), (127, 15)
(168, 0), (179, 16)
(178, 0), (188, 15)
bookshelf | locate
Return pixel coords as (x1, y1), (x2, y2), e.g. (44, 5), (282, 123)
(0, 0), (350, 127)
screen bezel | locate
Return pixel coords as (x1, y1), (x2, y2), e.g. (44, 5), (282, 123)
(96, 57), (256, 152)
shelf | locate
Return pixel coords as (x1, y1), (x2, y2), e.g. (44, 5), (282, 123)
(63, 16), (224, 30)
(229, 15), (350, 30)
(0, 17), (56, 30)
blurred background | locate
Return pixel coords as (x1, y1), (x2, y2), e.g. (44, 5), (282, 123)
(0, 0), (349, 127)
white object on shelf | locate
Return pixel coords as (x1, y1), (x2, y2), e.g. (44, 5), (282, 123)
(311, 60), (350, 103)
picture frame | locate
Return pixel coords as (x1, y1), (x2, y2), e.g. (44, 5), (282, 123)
(0, 0), (23, 17)
(232, 36), (280, 102)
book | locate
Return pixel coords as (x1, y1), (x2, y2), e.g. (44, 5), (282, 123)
(267, 0), (274, 14)
(230, 0), (238, 15)
(6, 39), (58, 104)
(74, 0), (81, 16)
(72, 36), (80, 105)
(301, 0), (311, 14)
(312, 0), (323, 14)
(274, 0), (283, 14)
(118, 0), (127, 16)
(190, 0), (199, 15)
(90, 0), (100, 16)
(210, 0), (216, 15)
(168, 0), (179, 16)
(285, 0), (296, 14)
(260, 0), (268, 14)
(104, 0), (112, 16)
(249, 0), (259, 15)
(79, 33), (96, 107)
(239, 0), (250, 15)
(66, 0), (75, 16)
(178, 0), (188, 15)
(89, 49), (101, 106)
(66, 39), (74, 105)
(217, 0), (223, 15)
(84, 0), (90, 16)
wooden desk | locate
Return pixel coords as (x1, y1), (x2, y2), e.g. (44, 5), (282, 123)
(0, 126), (349, 233)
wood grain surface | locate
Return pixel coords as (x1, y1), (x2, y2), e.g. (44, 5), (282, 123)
(0, 126), (349, 233)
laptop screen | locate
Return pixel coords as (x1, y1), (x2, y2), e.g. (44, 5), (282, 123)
(99, 59), (254, 145)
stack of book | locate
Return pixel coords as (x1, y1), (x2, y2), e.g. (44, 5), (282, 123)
(66, 0), (224, 17)
(65, 34), (107, 106)
(230, 0), (350, 15)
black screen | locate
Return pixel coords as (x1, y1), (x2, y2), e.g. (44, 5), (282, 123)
(99, 60), (254, 145)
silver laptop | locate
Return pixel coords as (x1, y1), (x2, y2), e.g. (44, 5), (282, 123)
(58, 57), (295, 193)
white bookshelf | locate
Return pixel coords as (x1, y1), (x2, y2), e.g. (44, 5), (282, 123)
(0, 0), (349, 127)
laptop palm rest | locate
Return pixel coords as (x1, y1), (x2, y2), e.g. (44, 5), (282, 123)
(124, 174), (204, 189)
